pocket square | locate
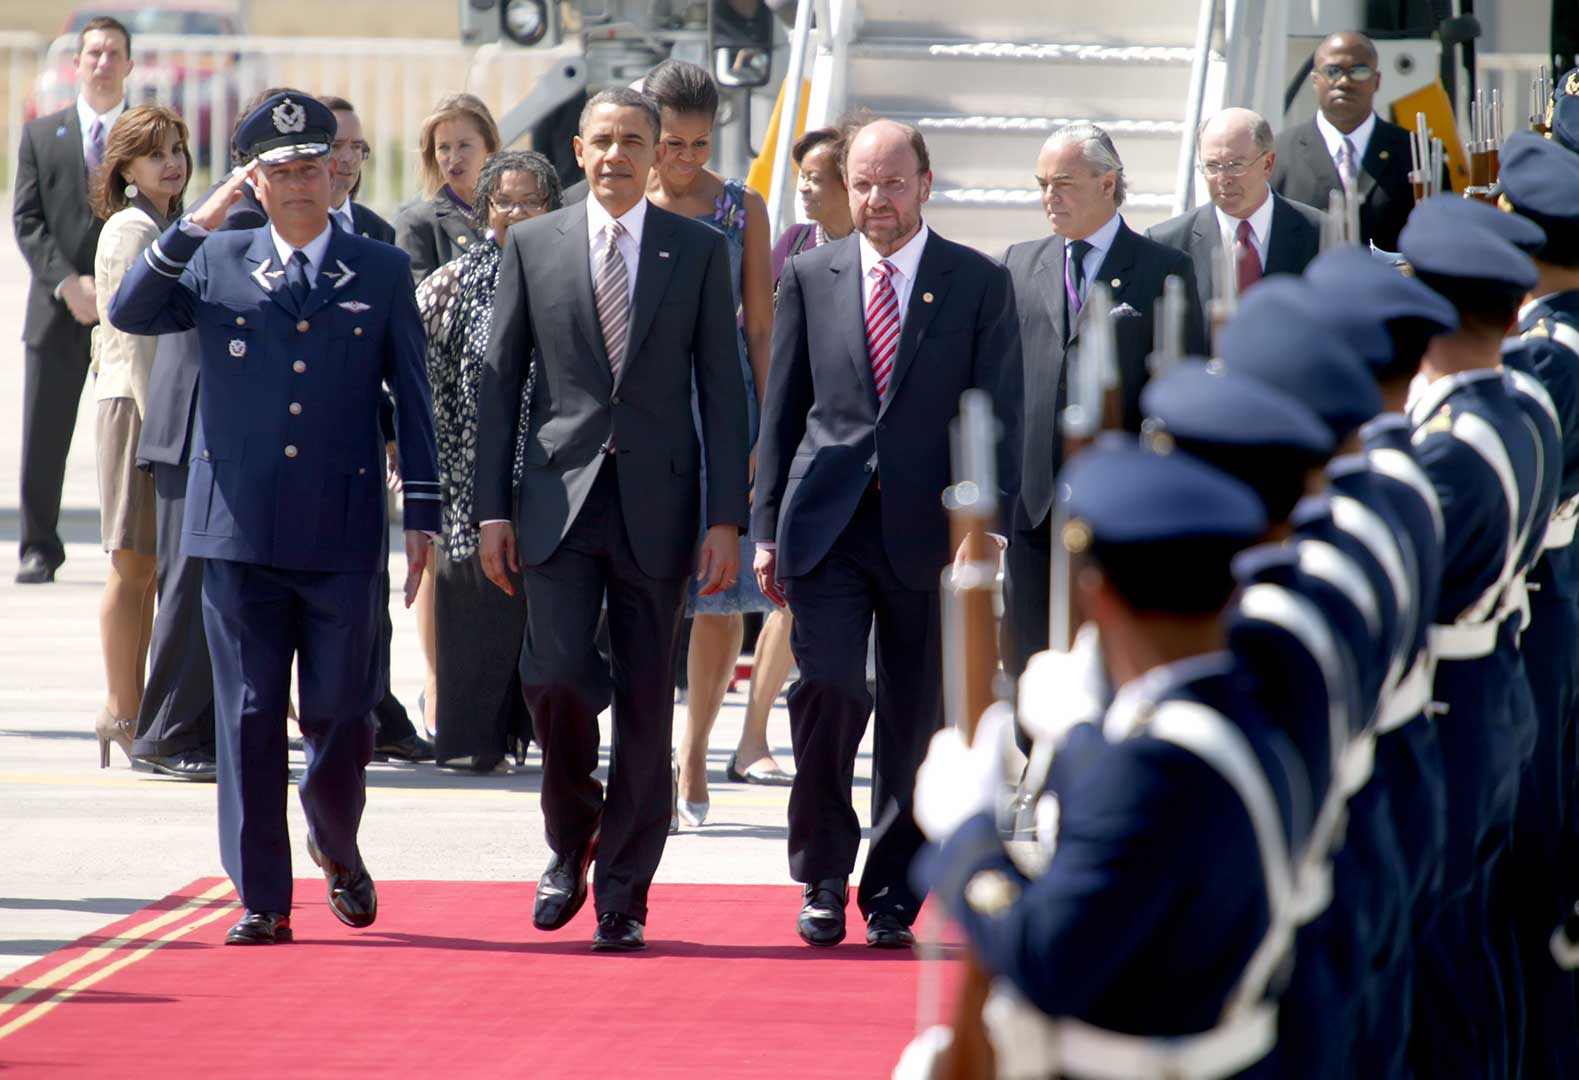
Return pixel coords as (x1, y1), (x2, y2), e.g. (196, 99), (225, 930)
(1110, 303), (1141, 318)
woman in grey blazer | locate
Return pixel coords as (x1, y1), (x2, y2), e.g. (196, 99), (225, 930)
(394, 93), (499, 283)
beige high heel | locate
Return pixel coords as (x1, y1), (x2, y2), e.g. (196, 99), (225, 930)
(95, 709), (134, 768)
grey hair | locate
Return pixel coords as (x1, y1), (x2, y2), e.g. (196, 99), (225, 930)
(1196, 110), (1275, 154)
(1046, 122), (1127, 207)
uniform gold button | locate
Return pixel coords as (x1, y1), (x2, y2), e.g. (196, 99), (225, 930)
(353, 326), (363, 336)
(289, 402), (302, 415)
(293, 360), (307, 373)
(284, 445), (298, 458)
(296, 320), (309, 333)
(235, 316), (246, 326)
(457, 235), (469, 247)
(357, 467), (367, 475)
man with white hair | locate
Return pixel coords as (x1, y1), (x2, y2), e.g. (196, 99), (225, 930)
(1148, 107), (1326, 307)
(999, 122), (1206, 680)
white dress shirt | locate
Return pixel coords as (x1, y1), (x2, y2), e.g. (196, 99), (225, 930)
(586, 194), (647, 306)
(858, 221), (930, 327)
(1315, 110), (1377, 177)
(76, 94), (125, 163)
(270, 222), (334, 286)
(1215, 188), (1275, 267)
(1068, 210), (1124, 300)
(329, 198), (357, 235)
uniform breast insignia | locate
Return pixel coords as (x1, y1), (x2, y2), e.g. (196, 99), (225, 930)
(1423, 405), (1454, 435)
(338, 301), (371, 313)
(1524, 320), (1551, 340)
(964, 869), (1021, 917)
(271, 98), (307, 134)
(322, 259), (358, 290)
(228, 338), (247, 358)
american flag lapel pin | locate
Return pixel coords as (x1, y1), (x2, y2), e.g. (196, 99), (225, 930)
(658, 250), (671, 259)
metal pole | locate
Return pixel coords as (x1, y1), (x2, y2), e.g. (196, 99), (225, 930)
(766, 0), (813, 238)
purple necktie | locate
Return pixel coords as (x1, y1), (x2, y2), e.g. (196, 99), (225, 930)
(1064, 238), (1092, 342)
(86, 118), (105, 171)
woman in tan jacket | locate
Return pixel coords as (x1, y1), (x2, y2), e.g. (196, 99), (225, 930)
(90, 104), (191, 766)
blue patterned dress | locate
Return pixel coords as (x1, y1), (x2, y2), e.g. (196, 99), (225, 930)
(686, 177), (775, 616)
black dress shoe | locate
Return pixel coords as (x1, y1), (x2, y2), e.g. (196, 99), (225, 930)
(374, 732), (434, 762)
(133, 748), (218, 781)
(866, 911), (916, 949)
(224, 911), (292, 945)
(532, 833), (598, 931)
(797, 877), (848, 947)
(306, 834), (377, 928)
(591, 911), (646, 952)
(14, 551), (55, 584)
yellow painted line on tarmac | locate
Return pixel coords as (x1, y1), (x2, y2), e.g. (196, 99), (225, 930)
(0, 880), (236, 1017)
(0, 899), (241, 1042)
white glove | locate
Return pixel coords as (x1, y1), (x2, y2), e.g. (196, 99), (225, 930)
(1017, 623), (1109, 746)
(914, 702), (1013, 842)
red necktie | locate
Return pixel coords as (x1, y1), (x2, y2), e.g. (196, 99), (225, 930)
(1235, 218), (1263, 295)
(866, 260), (900, 399)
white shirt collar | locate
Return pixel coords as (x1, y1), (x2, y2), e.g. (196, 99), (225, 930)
(1315, 110), (1377, 168)
(587, 195), (648, 249)
(1102, 650), (1236, 741)
(1070, 209), (1123, 260)
(76, 95), (125, 132)
(1215, 187), (1276, 246)
(269, 222), (335, 276)
(858, 221), (930, 282)
(330, 198), (356, 232)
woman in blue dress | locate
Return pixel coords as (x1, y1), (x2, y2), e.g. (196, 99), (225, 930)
(644, 60), (796, 826)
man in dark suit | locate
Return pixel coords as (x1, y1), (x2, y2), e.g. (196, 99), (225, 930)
(11, 16), (132, 583)
(109, 93), (440, 946)
(1148, 107), (1325, 308)
(754, 119), (1023, 949)
(476, 88), (747, 952)
(999, 123), (1206, 679)
(1271, 31), (1418, 252)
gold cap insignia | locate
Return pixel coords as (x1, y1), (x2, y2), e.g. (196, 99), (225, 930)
(1063, 518), (1092, 554)
(1147, 429), (1176, 455)
(964, 869), (1021, 917)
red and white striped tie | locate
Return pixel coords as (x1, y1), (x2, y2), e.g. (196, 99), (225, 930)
(866, 259), (900, 400)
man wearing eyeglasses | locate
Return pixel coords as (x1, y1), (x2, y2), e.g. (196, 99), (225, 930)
(321, 95), (396, 245)
(1271, 31), (1419, 251)
(1149, 107), (1325, 308)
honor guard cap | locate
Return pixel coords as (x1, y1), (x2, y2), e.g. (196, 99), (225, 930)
(1219, 278), (1383, 442)
(1400, 195), (1540, 297)
(1405, 184), (1547, 253)
(1303, 248), (1458, 370)
(1498, 131), (1579, 257)
(1141, 364), (1333, 525)
(236, 92), (336, 165)
(1551, 90), (1579, 154)
(1060, 438), (1267, 614)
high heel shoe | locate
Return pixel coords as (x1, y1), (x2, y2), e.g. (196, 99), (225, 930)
(95, 709), (134, 768)
(679, 799), (709, 828)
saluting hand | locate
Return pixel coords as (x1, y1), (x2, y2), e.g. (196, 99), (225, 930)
(188, 160), (259, 232)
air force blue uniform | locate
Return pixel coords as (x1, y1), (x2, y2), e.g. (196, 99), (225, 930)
(107, 185), (439, 917)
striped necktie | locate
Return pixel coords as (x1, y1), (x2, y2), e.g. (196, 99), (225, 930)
(866, 259), (900, 400)
(1340, 135), (1358, 193)
(593, 221), (630, 380)
(86, 117), (105, 172)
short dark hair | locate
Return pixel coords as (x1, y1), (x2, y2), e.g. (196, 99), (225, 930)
(792, 126), (844, 178)
(78, 16), (131, 57)
(578, 88), (661, 143)
(318, 94), (363, 197)
(642, 59), (719, 121)
(474, 150), (563, 229)
(232, 86), (309, 166)
(842, 119), (931, 177)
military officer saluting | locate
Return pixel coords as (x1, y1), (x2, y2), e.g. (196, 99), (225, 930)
(913, 440), (1303, 1080)
(108, 92), (440, 945)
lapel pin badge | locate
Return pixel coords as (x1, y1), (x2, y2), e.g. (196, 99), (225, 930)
(658, 250), (671, 259)
(1379, 150), (1390, 161)
(1111, 278), (1121, 288)
(228, 339), (247, 358)
(922, 291), (934, 304)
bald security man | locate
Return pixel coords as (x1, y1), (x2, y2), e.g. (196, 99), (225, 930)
(1148, 108), (1325, 307)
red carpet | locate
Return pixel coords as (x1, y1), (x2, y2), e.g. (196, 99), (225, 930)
(0, 879), (944, 1077)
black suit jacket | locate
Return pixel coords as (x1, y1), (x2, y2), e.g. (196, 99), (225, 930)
(753, 230), (1024, 592)
(394, 193), (482, 283)
(1002, 221), (1207, 528)
(350, 202), (396, 245)
(476, 199), (749, 580)
(1145, 193), (1326, 309)
(1270, 116), (1417, 252)
(12, 105), (104, 349)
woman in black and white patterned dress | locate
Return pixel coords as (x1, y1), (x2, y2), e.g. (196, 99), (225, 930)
(416, 150), (562, 771)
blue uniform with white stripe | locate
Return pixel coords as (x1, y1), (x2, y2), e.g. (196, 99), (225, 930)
(108, 218), (439, 916)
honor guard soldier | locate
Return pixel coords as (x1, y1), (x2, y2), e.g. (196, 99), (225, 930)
(107, 92), (440, 946)
(1396, 197), (1547, 1079)
(1491, 131), (1579, 1075)
(914, 440), (1303, 1080)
